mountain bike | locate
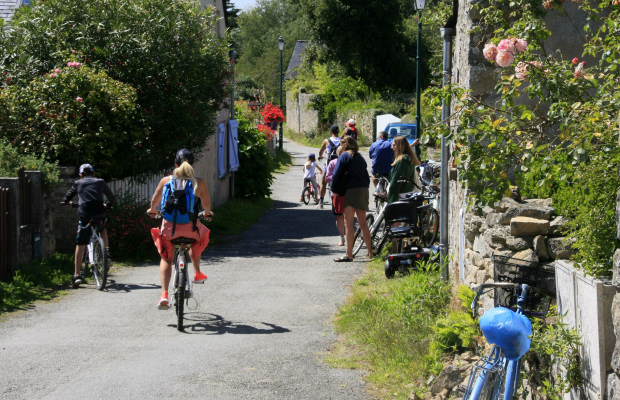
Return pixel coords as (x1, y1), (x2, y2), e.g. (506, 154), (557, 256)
(302, 177), (319, 205)
(461, 281), (533, 400)
(62, 202), (109, 290)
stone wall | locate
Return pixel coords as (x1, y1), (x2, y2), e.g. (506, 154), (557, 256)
(608, 145), (620, 399)
(286, 90), (320, 137)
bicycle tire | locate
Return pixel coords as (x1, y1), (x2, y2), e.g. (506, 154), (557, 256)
(420, 207), (439, 247)
(92, 238), (108, 290)
(352, 213), (374, 256)
(466, 364), (503, 400)
(175, 264), (186, 332)
(302, 186), (311, 205)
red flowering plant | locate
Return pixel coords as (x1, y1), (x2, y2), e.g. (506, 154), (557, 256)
(261, 102), (285, 123)
(257, 124), (276, 140)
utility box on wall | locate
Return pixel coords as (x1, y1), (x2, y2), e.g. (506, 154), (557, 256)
(556, 261), (617, 399)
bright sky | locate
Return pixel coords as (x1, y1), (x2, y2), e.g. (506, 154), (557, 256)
(232, 0), (258, 11)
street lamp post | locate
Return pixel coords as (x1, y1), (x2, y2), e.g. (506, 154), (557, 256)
(415, 0), (426, 148)
(278, 36), (284, 152)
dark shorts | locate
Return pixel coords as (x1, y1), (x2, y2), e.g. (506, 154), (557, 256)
(332, 194), (344, 215)
(76, 215), (106, 245)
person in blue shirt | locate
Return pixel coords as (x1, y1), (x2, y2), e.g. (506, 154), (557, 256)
(368, 130), (394, 189)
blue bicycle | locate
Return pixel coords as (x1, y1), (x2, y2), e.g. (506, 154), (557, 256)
(461, 282), (533, 400)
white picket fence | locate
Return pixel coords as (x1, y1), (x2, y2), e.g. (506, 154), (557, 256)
(108, 172), (164, 203)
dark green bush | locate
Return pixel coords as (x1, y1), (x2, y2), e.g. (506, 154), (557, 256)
(0, 139), (59, 189)
(233, 113), (274, 199)
(106, 189), (160, 261)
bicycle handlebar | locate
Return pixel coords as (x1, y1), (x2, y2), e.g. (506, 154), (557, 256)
(148, 209), (213, 221)
(470, 282), (529, 315)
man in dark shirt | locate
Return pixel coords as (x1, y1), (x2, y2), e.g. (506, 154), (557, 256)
(368, 130), (394, 188)
(62, 163), (115, 287)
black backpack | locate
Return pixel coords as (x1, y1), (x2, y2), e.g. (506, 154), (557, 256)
(326, 138), (340, 161)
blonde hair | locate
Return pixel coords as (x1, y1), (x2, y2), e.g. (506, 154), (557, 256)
(173, 161), (197, 194)
(391, 136), (420, 166)
(340, 136), (358, 155)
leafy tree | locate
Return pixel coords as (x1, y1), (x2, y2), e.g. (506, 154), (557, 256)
(236, 0), (309, 102)
(0, 0), (230, 179)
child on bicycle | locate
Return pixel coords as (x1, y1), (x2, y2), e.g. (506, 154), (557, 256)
(147, 149), (213, 309)
(62, 163), (115, 287)
(299, 153), (323, 204)
(325, 149), (345, 246)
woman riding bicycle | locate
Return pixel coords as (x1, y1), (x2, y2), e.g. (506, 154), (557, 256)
(147, 149), (213, 309)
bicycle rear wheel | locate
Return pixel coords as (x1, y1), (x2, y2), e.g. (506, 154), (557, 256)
(302, 186), (311, 205)
(175, 267), (186, 332)
(91, 238), (108, 290)
(352, 213), (374, 256)
(419, 207), (439, 247)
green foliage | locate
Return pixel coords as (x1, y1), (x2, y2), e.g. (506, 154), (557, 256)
(107, 189), (160, 261)
(0, 62), (143, 179)
(331, 260), (451, 398)
(431, 310), (478, 353)
(0, 254), (74, 313)
(523, 310), (583, 399)
(0, 139), (59, 189)
(0, 0), (230, 179)
(435, 1), (620, 275)
(236, 0), (308, 102)
(233, 112), (274, 198)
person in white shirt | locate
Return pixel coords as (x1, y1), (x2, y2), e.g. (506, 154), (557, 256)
(300, 153), (323, 203)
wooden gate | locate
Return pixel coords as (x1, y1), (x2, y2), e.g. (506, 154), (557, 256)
(0, 186), (10, 281)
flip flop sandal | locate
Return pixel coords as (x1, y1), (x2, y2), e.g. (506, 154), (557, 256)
(334, 256), (353, 262)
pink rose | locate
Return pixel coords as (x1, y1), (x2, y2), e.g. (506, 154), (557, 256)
(515, 39), (528, 53)
(515, 62), (528, 79)
(573, 61), (586, 78)
(55, 68), (62, 74)
(483, 43), (498, 62)
(76, 97), (83, 102)
(49, 73), (58, 78)
(571, 57), (579, 64)
(495, 51), (515, 67)
(497, 39), (515, 55)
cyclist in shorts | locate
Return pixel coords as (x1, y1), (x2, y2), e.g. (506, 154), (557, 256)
(62, 163), (115, 287)
(147, 149), (214, 309)
(317, 125), (341, 208)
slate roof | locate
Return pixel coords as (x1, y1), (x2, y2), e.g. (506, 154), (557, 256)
(0, 0), (20, 23)
(285, 40), (309, 80)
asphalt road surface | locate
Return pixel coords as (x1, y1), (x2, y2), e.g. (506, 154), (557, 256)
(0, 138), (376, 400)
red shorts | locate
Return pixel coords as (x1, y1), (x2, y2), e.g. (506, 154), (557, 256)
(332, 194), (344, 215)
(151, 219), (210, 261)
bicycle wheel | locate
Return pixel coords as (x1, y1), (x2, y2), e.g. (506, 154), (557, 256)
(419, 207), (439, 247)
(302, 186), (311, 205)
(175, 264), (186, 332)
(374, 178), (389, 211)
(91, 238), (108, 290)
(352, 213), (374, 256)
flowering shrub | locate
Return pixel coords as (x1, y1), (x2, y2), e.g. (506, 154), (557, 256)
(431, 0), (620, 275)
(261, 102), (285, 123)
(234, 111), (273, 199)
(107, 189), (160, 261)
(0, 59), (143, 179)
(0, 0), (230, 179)
(257, 124), (277, 140)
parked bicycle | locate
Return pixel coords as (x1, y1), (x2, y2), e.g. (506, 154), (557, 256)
(62, 202), (109, 290)
(374, 174), (390, 211)
(461, 281), (533, 400)
(302, 176), (319, 205)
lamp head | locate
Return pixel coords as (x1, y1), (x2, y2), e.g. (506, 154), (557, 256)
(278, 36), (284, 51)
(415, 0), (426, 10)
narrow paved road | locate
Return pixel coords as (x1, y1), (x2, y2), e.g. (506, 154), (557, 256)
(0, 138), (375, 400)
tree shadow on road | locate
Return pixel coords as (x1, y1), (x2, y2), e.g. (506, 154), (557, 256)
(171, 312), (291, 335)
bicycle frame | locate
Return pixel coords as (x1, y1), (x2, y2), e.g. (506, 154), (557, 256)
(463, 283), (531, 400)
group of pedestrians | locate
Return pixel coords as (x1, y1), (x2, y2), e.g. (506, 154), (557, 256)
(303, 121), (422, 262)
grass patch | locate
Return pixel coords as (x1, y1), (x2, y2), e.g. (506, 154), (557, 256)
(203, 197), (274, 244)
(326, 259), (452, 399)
(272, 148), (293, 174)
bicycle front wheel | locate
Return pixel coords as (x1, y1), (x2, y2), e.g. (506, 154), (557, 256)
(92, 238), (108, 290)
(302, 186), (311, 205)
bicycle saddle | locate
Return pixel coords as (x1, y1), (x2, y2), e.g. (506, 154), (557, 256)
(170, 237), (196, 245)
(479, 306), (532, 360)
